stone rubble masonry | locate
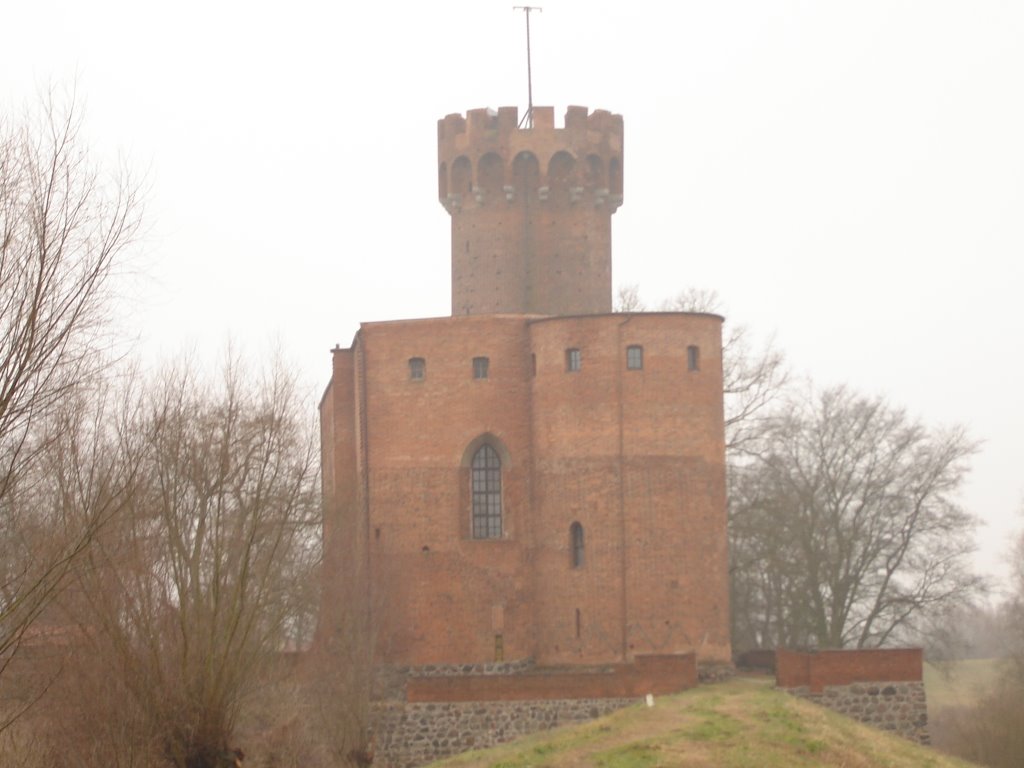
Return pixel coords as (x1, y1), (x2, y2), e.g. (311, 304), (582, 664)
(370, 654), (695, 768)
(775, 648), (929, 744)
(373, 697), (636, 768)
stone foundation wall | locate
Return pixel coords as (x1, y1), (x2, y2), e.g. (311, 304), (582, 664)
(784, 681), (929, 744)
(775, 647), (928, 744)
(368, 655), (698, 766)
(372, 697), (637, 768)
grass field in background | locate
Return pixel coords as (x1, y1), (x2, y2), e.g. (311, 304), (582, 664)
(924, 658), (1006, 712)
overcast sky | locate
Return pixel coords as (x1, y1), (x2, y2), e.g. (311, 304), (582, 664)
(2, 1), (1021, 588)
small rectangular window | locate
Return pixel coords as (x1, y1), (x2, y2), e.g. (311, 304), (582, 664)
(530, 353), (537, 377)
(626, 345), (643, 370)
(473, 356), (490, 379)
(409, 357), (425, 380)
(565, 348), (581, 372)
(687, 345), (700, 372)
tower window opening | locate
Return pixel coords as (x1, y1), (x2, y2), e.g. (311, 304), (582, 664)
(575, 608), (582, 639)
(473, 356), (490, 379)
(565, 348), (581, 372)
(570, 522), (585, 568)
(687, 345), (700, 372)
(530, 353), (537, 377)
(471, 444), (502, 539)
(409, 357), (425, 380)
(626, 345), (643, 370)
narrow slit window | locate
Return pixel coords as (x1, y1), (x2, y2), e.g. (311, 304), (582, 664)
(565, 348), (581, 372)
(687, 345), (700, 372)
(473, 356), (490, 379)
(570, 522), (585, 568)
(409, 357), (425, 380)
(626, 345), (643, 370)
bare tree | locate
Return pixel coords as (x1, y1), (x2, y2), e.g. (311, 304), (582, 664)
(0, 93), (141, 686)
(613, 283), (647, 312)
(730, 386), (982, 649)
(58, 355), (320, 768)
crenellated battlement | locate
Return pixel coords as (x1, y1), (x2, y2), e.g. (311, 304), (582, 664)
(438, 106), (623, 213)
(438, 105), (622, 145)
(440, 105), (621, 316)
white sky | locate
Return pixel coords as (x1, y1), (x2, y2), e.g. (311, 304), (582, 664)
(2, 1), (1021, 589)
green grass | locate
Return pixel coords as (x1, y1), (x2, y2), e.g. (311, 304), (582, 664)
(428, 677), (980, 768)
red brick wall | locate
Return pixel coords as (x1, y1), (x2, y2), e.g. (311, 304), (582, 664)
(776, 648), (923, 694)
(407, 654), (697, 702)
(359, 316), (535, 665)
(319, 312), (730, 668)
(528, 313), (729, 665)
(316, 347), (367, 648)
(439, 106), (622, 317)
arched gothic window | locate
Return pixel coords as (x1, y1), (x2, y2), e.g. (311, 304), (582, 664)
(570, 522), (585, 568)
(471, 445), (502, 538)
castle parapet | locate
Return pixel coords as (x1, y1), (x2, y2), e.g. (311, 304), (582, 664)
(438, 105), (623, 213)
(440, 106), (622, 316)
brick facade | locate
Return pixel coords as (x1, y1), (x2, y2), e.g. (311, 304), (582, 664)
(439, 106), (622, 317)
(319, 311), (730, 668)
(317, 106), (731, 763)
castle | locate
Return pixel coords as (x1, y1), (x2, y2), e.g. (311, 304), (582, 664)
(318, 104), (730, 762)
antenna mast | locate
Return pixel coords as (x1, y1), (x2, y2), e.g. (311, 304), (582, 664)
(513, 5), (542, 128)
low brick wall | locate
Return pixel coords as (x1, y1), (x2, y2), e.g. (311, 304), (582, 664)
(776, 647), (923, 693)
(775, 648), (928, 744)
(373, 697), (636, 768)
(374, 659), (534, 700)
(407, 654), (696, 702)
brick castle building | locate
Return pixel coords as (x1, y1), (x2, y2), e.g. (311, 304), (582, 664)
(319, 105), (730, 673)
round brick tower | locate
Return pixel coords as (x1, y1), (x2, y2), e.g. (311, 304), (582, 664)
(438, 105), (623, 317)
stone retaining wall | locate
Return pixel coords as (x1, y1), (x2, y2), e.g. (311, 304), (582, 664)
(372, 697), (637, 768)
(369, 655), (698, 766)
(784, 681), (929, 744)
(775, 648), (928, 744)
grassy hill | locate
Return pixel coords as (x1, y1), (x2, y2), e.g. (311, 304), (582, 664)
(427, 677), (977, 768)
